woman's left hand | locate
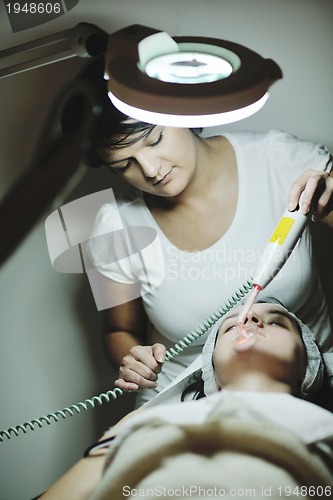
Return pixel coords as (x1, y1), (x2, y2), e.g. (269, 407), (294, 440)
(288, 168), (333, 220)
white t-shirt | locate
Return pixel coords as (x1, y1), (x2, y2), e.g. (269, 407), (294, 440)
(88, 130), (333, 402)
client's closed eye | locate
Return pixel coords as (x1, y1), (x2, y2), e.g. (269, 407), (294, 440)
(223, 324), (237, 334)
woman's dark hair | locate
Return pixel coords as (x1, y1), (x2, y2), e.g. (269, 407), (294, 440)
(61, 56), (202, 168)
(181, 369), (206, 401)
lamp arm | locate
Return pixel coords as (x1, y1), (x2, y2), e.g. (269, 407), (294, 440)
(0, 79), (101, 267)
(0, 22), (108, 78)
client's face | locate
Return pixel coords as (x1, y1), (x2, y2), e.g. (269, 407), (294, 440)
(213, 303), (306, 392)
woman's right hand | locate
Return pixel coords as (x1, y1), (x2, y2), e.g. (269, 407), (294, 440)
(114, 343), (167, 391)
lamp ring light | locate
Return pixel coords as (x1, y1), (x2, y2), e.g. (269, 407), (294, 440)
(105, 24), (283, 127)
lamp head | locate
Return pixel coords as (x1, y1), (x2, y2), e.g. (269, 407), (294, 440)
(105, 24), (282, 127)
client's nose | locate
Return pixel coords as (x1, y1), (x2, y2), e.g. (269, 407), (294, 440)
(243, 311), (264, 327)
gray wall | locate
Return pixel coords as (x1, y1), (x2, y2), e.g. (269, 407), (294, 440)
(0, 1), (332, 498)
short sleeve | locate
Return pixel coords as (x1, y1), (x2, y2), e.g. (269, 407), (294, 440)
(84, 199), (165, 310)
(86, 202), (139, 284)
(267, 130), (332, 176)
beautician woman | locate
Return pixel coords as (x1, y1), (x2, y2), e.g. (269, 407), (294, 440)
(64, 58), (333, 406)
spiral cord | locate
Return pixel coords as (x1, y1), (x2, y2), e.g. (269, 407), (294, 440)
(0, 388), (124, 442)
(0, 280), (252, 442)
(165, 279), (253, 359)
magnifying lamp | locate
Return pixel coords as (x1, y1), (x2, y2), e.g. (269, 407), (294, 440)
(0, 21), (282, 126)
(105, 24), (282, 127)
